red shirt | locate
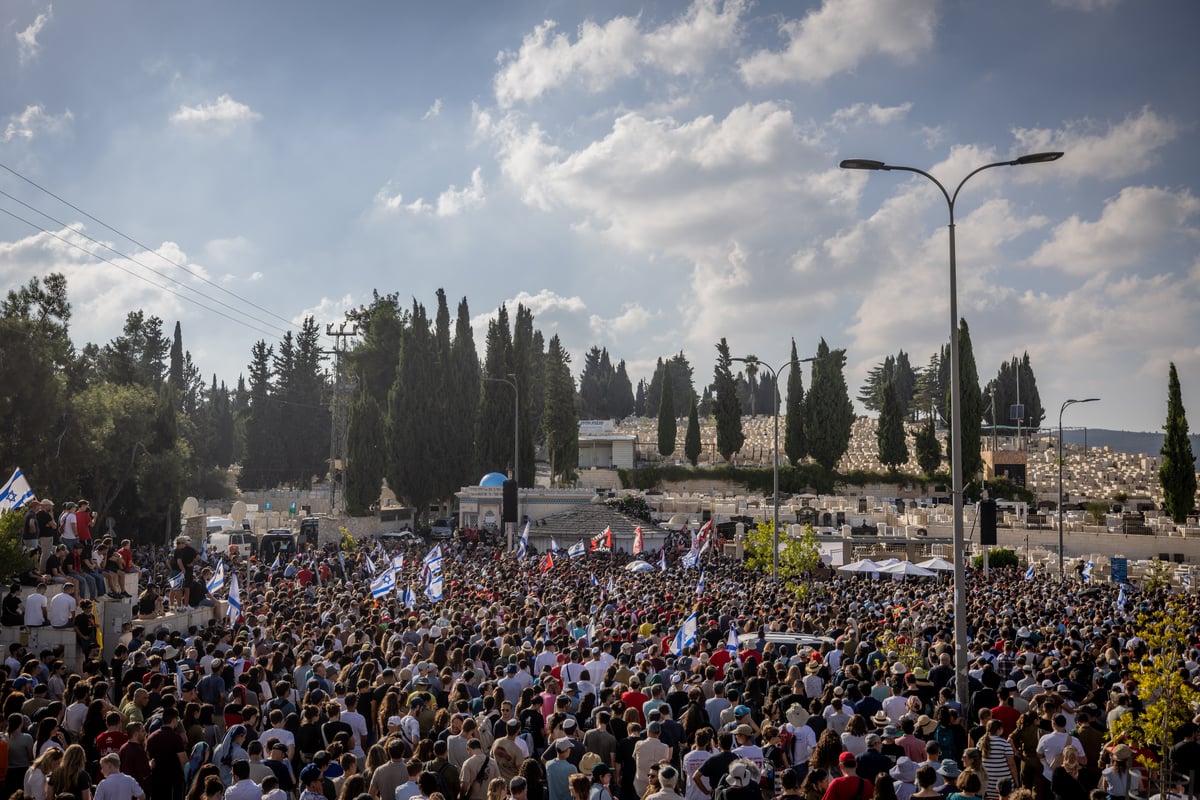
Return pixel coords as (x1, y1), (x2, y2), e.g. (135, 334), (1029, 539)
(297, 568), (314, 586)
(822, 774), (874, 800)
(991, 704), (1021, 737)
(621, 690), (650, 725)
(710, 649), (733, 679)
(76, 510), (93, 543)
(96, 729), (129, 757)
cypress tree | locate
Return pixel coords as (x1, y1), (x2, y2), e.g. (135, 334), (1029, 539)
(344, 387), (385, 516)
(634, 379), (647, 417)
(387, 301), (439, 517)
(914, 418), (942, 476)
(511, 304), (539, 487)
(1160, 362), (1197, 523)
(168, 321), (184, 397)
(610, 360), (635, 420)
(876, 379), (908, 469)
(684, 398), (701, 466)
(238, 339), (276, 491)
(783, 338), (806, 465)
(543, 335), (578, 485)
(657, 370), (676, 457)
(804, 338), (854, 472)
(476, 306), (514, 478)
(712, 338), (744, 461)
(945, 319), (984, 482)
(446, 297), (480, 489)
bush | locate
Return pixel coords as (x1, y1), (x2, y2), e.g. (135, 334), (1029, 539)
(0, 510), (32, 582)
(618, 464), (936, 495)
(973, 548), (1018, 569)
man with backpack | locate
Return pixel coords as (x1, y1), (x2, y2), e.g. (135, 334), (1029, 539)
(460, 739), (500, 800)
(424, 739), (462, 800)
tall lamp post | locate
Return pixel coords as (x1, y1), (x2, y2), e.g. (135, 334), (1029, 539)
(1059, 397), (1099, 580)
(731, 355), (817, 583)
(486, 373), (519, 549)
(841, 150), (1063, 709)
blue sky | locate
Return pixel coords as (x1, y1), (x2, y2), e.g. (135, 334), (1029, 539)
(2, 0), (1198, 433)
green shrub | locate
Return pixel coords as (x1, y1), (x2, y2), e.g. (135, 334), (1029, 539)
(972, 548), (1018, 569)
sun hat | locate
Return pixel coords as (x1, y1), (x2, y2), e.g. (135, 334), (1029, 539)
(890, 757), (917, 783)
(916, 715), (937, 735)
(937, 759), (961, 778)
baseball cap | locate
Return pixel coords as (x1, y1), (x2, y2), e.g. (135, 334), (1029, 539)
(299, 765), (322, 785)
(839, 752), (857, 765)
(733, 704), (751, 717)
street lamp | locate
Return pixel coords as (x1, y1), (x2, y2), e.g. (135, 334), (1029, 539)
(486, 373), (519, 549)
(731, 355), (817, 583)
(1058, 397), (1099, 580)
(841, 150), (1063, 709)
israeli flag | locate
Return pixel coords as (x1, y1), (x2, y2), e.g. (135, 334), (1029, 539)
(590, 573), (598, 587)
(1116, 583), (1127, 612)
(0, 468), (35, 512)
(425, 570), (443, 602)
(364, 554), (377, 576)
(586, 619), (596, 647)
(423, 545), (443, 568)
(671, 611), (698, 656)
(227, 573), (241, 622)
(270, 554), (280, 571)
(168, 571), (185, 590)
(681, 548), (700, 569)
(402, 585), (417, 609)
(516, 521), (529, 559)
(392, 554), (405, 571)
(1183, 572), (1193, 590)
(206, 563), (225, 595)
(658, 550), (668, 572)
(606, 575), (615, 596)
(370, 567), (397, 598)
(568, 541), (586, 558)
(1024, 564), (1036, 581)
(1081, 560), (1094, 583)
(696, 571), (706, 597)
(549, 537), (559, 553)
(726, 621), (739, 655)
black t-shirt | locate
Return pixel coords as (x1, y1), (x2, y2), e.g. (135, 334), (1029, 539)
(700, 751), (739, 789)
(74, 611), (96, 642)
(137, 589), (158, 616)
(23, 511), (39, 540)
(172, 546), (197, 578)
(45, 553), (63, 576)
(2, 593), (22, 625)
(36, 510), (55, 536)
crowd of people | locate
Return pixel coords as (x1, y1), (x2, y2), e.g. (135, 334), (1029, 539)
(0, 508), (1197, 800)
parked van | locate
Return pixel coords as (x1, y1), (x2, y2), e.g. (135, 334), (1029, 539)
(259, 529), (296, 563)
(208, 529), (257, 556)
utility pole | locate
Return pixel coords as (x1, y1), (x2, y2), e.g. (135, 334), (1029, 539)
(326, 322), (359, 516)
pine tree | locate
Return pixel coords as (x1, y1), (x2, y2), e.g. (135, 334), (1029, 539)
(945, 319), (984, 482)
(431, 289), (456, 502)
(712, 338), (744, 461)
(168, 321), (184, 396)
(476, 306), (514, 479)
(634, 379), (647, 417)
(983, 352), (1046, 430)
(876, 379), (908, 469)
(543, 335), (578, 485)
(684, 399), (701, 466)
(610, 360), (635, 420)
(579, 346), (607, 418)
(511, 304), (540, 487)
(238, 340), (276, 491)
(344, 293), (405, 410)
(783, 339), (806, 466)
(744, 357), (759, 416)
(914, 418), (942, 476)
(344, 387), (385, 516)
(805, 339), (854, 472)
(698, 385), (713, 417)
(657, 370), (676, 457)
(446, 297), (480, 490)
(387, 301), (439, 516)
(1160, 362), (1197, 523)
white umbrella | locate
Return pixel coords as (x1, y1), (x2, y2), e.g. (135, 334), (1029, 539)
(879, 561), (937, 578)
(625, 560), (655, 572)
(916, 556), (955, 572)
(838, 558), (881, 573)
(874, 557), (901, 568)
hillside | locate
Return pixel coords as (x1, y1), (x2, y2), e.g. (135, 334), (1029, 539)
(1060, 428), (1200, 464)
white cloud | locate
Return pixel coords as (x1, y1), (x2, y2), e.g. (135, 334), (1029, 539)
(1052, 0), (1120, 9)
(248, 271), (263, 282)
(470, 289), (588, 334)
(494, 0), (746, 106)
(3, 104), (73, 143)
(831, 102), (913, 129)
(1028, 186), (1200, 274)
(1010, 107), (1179, 181)
(170, 94), (262, 127)
(422, 99), (443, 120)
(293, 294), (356, 329)
(376, 168), (486, 217)
(589, 303), (653, 338)
(16, 6), (52, 65)
(739, 0), (937, 86)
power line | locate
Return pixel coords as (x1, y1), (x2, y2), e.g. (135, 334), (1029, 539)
(0, 205), (284, 339)
(0, 187), (293, 339)
(0, 159), (298, 331)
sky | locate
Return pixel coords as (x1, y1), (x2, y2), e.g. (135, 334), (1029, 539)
(2, 0), (1198, 434)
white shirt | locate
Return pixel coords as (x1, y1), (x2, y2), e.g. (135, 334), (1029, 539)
(783, 723), (817, 766)
(882, 694), (908, 723)
(48, 593), (76, 628)
(342, 710), (369, 757)
(24, 592), (47, 626)
(683, 748), (712, 800)
(94, 771), (145, 800)
(1035, 730), (1083, 780)
(60, 512), (77, 541)
(223, 780), (263, 800)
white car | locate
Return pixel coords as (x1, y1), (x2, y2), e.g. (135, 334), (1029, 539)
(378, 530), (423, 546)
(207, 529), (257, 556)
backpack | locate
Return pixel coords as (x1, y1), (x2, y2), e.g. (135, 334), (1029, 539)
(424, 760), (456, 797)
(934, 724), (956, 760)
(779, 727), (795, 763)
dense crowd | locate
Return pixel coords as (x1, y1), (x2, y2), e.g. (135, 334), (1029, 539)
(1, 509), (1198, 800)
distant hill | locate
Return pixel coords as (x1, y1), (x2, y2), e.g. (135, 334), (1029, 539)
(1060, 428), (1200, 464)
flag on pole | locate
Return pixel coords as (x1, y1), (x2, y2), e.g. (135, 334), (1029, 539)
(586, 620), (596, 647)
(632, 526), (644, 556)
(590, 573), (598, 587)
(1024, 564), (1036, 581)
(402, 585), (417, 609)
(424, 570), (443, 603)
(589, 527), (612, 552)
(0, 468), (35, 512)
(549, 537), (559, 554)
(1116, 583), (1127, 612)
(364, 554), (377, 576)
(671, 611), (698, 656)
(540, 552), (554, 573)
(606, 574), (615, 596)
(1081, 560), (1094, 582)
(227, 572), (241, 622)
(696, 571), (706, 597)
(567, 541), (586, 558)
(168, 571), (185, 590)
(1183, 572), (1193, 590)
(270, 554), (280, 571)
(681, 548), (700, 569)
(726, 621), (739, 656)
(658, 549), (668, 572)
(695, 520), (713, 553)
(206, 562), (225, 595)
(516, 521), (530, 559)
(370, 567), (398, 598)
(392, 554), (405, 572)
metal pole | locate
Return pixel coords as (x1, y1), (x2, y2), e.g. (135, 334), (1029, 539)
(512, 372), (520, 545)
(1058, 398), (1100, 580)
(773, 364), (781, 584)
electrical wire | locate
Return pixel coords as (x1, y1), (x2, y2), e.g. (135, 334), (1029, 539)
(0, 159), (298, 331)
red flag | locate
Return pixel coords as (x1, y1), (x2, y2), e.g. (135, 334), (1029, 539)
(605, 527), (612, 548)
(696, 520), (714, 553)
(633, 526), (644, 556)
(540, 552), (554, 572)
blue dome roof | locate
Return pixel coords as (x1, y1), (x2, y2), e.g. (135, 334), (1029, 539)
(479, 472), (508, 487)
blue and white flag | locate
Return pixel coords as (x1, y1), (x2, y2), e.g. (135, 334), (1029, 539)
(681, 548), (700, 569)
(1116, 583), (1127, 612)
(270, 554), (280, 571)
(1081, 560), (1094, 583)
(696, 571), (706, 597)
(168, 571), (185, 590)
(586, 619), (596, 647)
(726, 622), (739, 655)
(392, 554), (405, 571)
(0, 468), (35, 512)
(671, 611), (698, 656)
(606, 575), (615, 596)
(515, 521), (530, 559)
(590, 573), (598, 587)
(227, 572), (241, 622)
(425, 570), (444, 603)
(370, 567), (397, 598)
(549, 537), (559, 553)
(206, 562), (225, 595)
(1183, 572), (1193, 590)
(402, 585), (417, 609)
(658, 550), (668, 572)
(364, 554), (377, 576)
(423, 545), (443, 567)
(1024, 564), (1036, 581)
(567, 541), (586, 558)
